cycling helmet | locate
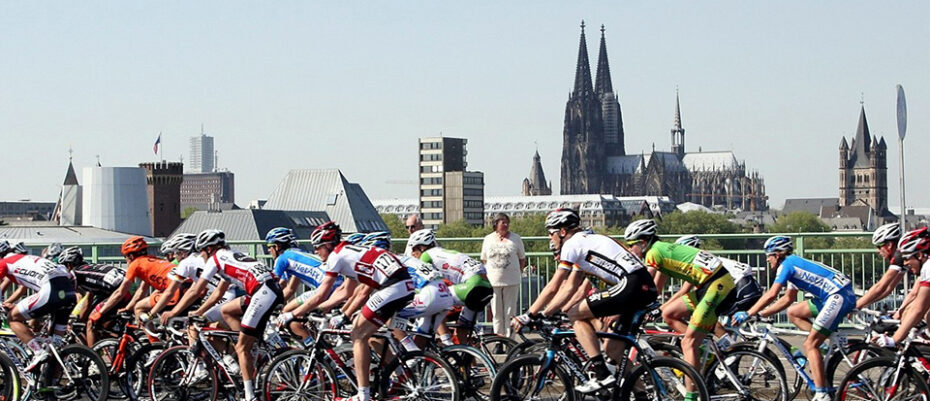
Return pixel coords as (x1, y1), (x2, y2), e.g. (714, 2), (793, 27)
(195, 229), (226, 252)
(159, 237), (177, 255)
(310, 221), (342, 247)
(763, 236), (793, 255)
(44, 242), (63, 259)
(58, 246), (84, 265)
(675, 235), (702, 248)
(169, 233), (197, 254)
(898, 227), (930, 257)
(121, 236), (148, 256)
(872, 223), (902, 246)
(624, 219), (658, 242)
(362, 231), (392, 250)
(344, 233), (367, 245)
(545, 208), (581, 231)
(12, 242), (28, 255)
(0, 241), (10, 256)
(265, 227), (297, 246)
(407, 229), (436, 249)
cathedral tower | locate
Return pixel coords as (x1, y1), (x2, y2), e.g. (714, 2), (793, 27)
(839, 105), (888, 213)
(561, 21), (606, 195)
(595, 25), (625, 158)
(671, 90), (685, 157)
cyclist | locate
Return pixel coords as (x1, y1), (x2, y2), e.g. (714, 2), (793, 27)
(265, 227), (343, 340)
(95, 236), (177, 325)
(160, 238), (178, 264)
(407, 228), (493, 345)
(875, 228), (930, 348)
(364, 231), (453, 350)
(41, 242), (62, 261)
(170, 229), (282, 401)
(513, 209), (658, 393)
(0, 241), (77, 369)
(675, 235), (702, 248)
(151, 234), (210, 320)
(11, 242), (28, 255)
(282, 221), (415, 401)
(857, 223), (907, 310)
(733, 236), (856, 401)
(57, 246), (128, 345)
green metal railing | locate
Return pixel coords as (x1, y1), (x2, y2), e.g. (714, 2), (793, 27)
(51, 231), (893, 328)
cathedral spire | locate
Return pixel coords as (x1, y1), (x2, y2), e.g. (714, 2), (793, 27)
(572, 20), (594, 98)
(851, 104), (872, 167)
(673, 88), (683, 131)
(671, 88), (685, 157)
(594, 24), (613, 96)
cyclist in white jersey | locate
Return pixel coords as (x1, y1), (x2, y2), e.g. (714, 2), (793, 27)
(878, 228), (930, 348)
(158, 233), (239, 325)
(514, 209), (659, 393)
(282, 222), (415, 401)
(0, 242), (77, 369)
(169, 230), (283, 401)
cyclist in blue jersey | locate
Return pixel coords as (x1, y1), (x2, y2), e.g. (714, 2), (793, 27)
(733, 236), (855, 401)
(265, 227), (344, 340)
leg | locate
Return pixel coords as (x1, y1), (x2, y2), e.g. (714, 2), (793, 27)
(787, 301), (814, 332)
(804, 331), (829, 388)
(502, 284), (519, 339)
(681, 327), (708, 392)
(566, 301), (600, 358)
(9, 308), (36, 344)
(491, 286), (506, 337)
(236, 334), (258, 398)
(221, 298), (245, 332)
(351, 316), (381, 398)
(661, 297), (692, 334)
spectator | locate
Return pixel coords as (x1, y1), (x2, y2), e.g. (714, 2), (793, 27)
(481, 213), (526, 338)
(404, 214), (424, 255)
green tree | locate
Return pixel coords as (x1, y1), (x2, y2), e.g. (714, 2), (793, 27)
(380, 213), (408, 239)
(181, 206), (199, 219)
(769, 211), (833, 249)
(434, 219), (488, 254)
(653, 211), (741, 249)
(508, 214), (550, 253)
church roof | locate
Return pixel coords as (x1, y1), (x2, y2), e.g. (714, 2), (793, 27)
(644, 152), (687, 172)
(850, 105), (872, 168)
(63, 161), (79, 185)
(264, 169), (387, 233)
(606, 155), (645, 174)
(682, 151), (739, 171)
(527, 150), (549, 190)
(594, 25), (613, 96)
(572, 21), (594, 97)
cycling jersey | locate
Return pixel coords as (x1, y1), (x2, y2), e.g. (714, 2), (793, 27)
(400, 255), (443, 289)
(72, 264), (126, 296)
(419, 247), (487, 284)
(273, 248), (342, 290)
(719, 257), (751, 282)
(202, 249), (275, 295)
(324, 243), (411, 289)
(774, 255), (852, 300)
(889, 251), (906, 272)
(0, 254), (71, 291)
(126, 256), (175, 291)
(918, 259), (930, 286)
(558, 232), (646, 285)
(168, 253), (204, 283)
(644, 242), (722, 285)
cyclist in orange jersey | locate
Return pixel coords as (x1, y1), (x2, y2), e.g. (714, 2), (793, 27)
(93, 237), (177, 331)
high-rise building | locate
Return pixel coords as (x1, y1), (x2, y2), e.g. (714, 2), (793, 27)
(189, 126), (215, 173)
(418, 137), (484, 228)
(839, 105), (889, 214)
(140, 161), (184, 237)
(181, 171), (236, 210)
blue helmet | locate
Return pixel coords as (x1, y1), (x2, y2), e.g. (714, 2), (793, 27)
(764, 236), (793, 255)
(265, 227), (297, 246)
(344, 233), (367, 245)
(362, 231), (392, 250)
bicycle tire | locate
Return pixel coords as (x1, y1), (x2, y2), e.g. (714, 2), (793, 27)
(837, 355), (930, 401)
(92, 337), (135, 400)
(40, 344), (111, 401)
(147, 345), (218, 401)
(703, 348), (787, 401)
(622, 356), (711, 401)
(123, 341), (167, 401)
(261, 349), (336, 401)
(476, 335), (517, 367)
(381, 350), (461, 401)
(504, 339), (544, 362)
(440, 344), (497, 401)
(728, 342), (799, 400)
(0, 351), (20, 401)
(825, 341), (892, 389)
(489, 354), (574, 401)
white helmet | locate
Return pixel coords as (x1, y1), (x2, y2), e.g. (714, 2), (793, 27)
(169, 233), (197, 254)
(624, 219), (658, 242)
(195, 229), (226, 252)
(872, 223), (902, 246)
(675, 235), (702, 248)
(407, 229), (436, 250)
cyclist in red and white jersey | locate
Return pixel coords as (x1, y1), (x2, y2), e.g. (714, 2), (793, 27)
(857, 223), (909, 311)
(0, 241), (77, 369)
(168, 229), (282, 401)
(281, 221), (415, 401)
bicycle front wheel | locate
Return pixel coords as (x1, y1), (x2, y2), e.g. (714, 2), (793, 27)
(837, 356), (930, 401)
(488, 354), (574, 401)
(441, 344), (496, 401)
(382, 350), (460, 401)
(703, 349), (787, 401)
(147, 345), (218, 401)
(41, 344), (111, 401)
(262, 349), (336, 401)
(623, 356), (710, 401)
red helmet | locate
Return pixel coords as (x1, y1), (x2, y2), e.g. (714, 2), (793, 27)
(898, 227), (930, 257)
(310, 221), (342, 246)
(121, 236), (148, 256)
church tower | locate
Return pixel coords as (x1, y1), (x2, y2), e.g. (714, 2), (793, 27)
(671, 90), (685, 157)
(839, 104), (888, 213)
(523, 150), (552, 196)
(595, 25), (625, 158)
(561, 21), (605, 195)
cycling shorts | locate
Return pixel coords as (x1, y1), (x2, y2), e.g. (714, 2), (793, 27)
(147, 289), (181, 308)
(451, 274), (493, 310)
(808, 288), (856, 336)
(396, 281), (455, 335)
(18, 277), (77, 329)
(718, 276), (763, 316)
(361, 280), (415, 326)
(203, 290), (238, 324)
(240, 281), (284, 338)
(683, 269), (736, 333)
(585, 268), (659, 335)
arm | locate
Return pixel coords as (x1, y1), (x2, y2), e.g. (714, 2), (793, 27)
(544, 270), (585, 316)
(857, 270), (905, 309)
(527, 268), (569, 314)
(342, 283), (373, 317)
(121, 282), (149, 313)
(150, 279), (182, 316)
(666, 281), (693, 304)
(0, 278), (10, 295)
(166, 278), (208, 317)
(281, 277), (301, 301)
(746, 283), (786, 317)
(760, 287), (798, 317)
(191, 280), (230, 316)
(895, 279), (921, 318)
(893, 286), (930, 343)
(97, 279), (133, 316)
(291, 274), (340, 316)
(561, 278), (593, 313)
(4, 286), (27, 305)
(318, 280), (354, 312)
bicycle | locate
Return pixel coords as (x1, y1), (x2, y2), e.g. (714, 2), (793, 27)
(836, 320), (930, 401)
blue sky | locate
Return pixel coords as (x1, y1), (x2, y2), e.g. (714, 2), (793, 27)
(1, 2), (928, 209)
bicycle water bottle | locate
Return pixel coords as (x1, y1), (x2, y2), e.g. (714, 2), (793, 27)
(790, 346), (807, 368)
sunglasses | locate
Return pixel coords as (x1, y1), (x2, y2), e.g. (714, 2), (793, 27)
(547, 229), (559, 235)
(903, 253), (916, 261)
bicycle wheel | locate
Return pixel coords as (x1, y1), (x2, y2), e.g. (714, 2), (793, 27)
(0, 351), (20, 401)
(622, 356), (710, 401)
(504, 339), (545, 362)
(476, 335), (517, 367)
(825, 341), (892, 391)
(837, 356), (930, 401)
(441, 344), (496, 401)
(381, 350), (460, 401)
(728, 342), (797, 400)
(704, 349), (787, 401)
(123, 341), (167, 401)
(148, 345), (218, 401)
(92, 337), (137, 400)
(489, 354), (574, 401)
(261, 349), (335, 401)
(40, 344), (110, 401)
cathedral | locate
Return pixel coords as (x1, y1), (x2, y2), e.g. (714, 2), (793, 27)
(838, 104), (892, 219)
(552, 22), (768, 211)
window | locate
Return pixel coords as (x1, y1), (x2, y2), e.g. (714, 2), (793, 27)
(326, 193), (339, 206)
(421, 189), (443, 197)
(420, 153), (442, 162)
(420, 177), (443, 185)
(420, 142), (442, 150)
(463, 188), (483, 196)
(421, 201), (443, 208)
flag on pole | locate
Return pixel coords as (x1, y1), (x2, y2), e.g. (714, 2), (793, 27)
(153, 133), (161, 155)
